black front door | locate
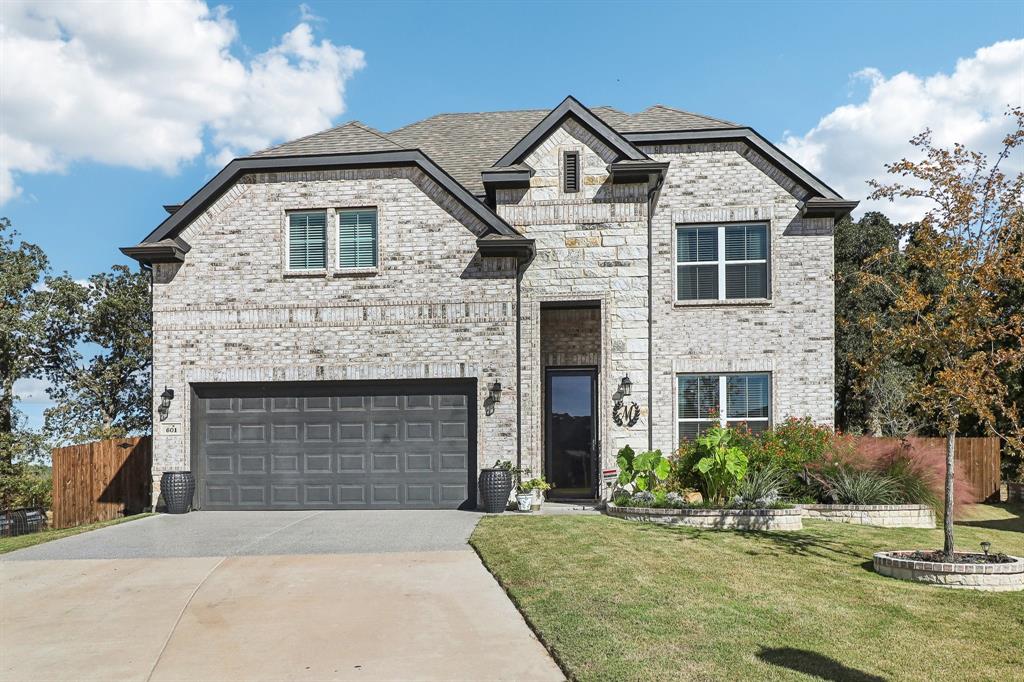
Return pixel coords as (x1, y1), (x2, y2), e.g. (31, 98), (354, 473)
(545, 368), (597, 499)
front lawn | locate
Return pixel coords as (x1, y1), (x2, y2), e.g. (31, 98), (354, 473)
(471, 504), (1023, 681)
(0, 513), (154, 555)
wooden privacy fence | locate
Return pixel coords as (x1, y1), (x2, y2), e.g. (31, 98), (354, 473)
(51, 436), (152, 529)
(855, 436), (1001, 503)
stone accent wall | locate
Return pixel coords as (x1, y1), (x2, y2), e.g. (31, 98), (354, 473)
(497, 122), (650, 481)
(644, 141), (836, 454)
(798, 504), (935, 528)
(150, 167), (518, 496)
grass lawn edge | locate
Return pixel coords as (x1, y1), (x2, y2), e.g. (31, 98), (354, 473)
(469, 531), (575, 682)
(0, 512), (156, 555)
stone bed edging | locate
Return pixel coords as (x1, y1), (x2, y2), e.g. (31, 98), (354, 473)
(796, 504), (935, 528)
(873, 551), (1024, 592)
(605, 503), (803, 531)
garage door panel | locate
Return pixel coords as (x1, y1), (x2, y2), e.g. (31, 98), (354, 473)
(193, 380), (475, 510)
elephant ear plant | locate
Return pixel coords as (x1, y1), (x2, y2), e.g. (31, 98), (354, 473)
(616, 446), (671, 492)
(693, 426), (748, 504)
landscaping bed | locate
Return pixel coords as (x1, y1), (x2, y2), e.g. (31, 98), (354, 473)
(873, 550), (1023, 592)
(606, 502), (803, 530)
(471, 503), (1024, 681)
(797, 503), (935, 528)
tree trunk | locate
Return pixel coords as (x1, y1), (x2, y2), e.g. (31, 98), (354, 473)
(943, 429), (956, 561)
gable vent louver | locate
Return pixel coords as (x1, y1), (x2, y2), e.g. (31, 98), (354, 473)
(563, 150), (580, 193)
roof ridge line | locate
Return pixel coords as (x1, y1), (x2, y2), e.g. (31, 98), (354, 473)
(645, 103), (737, 126)
(347, 120), (402, 147)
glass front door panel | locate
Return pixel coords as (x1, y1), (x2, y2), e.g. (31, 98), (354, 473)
(547, 371), (595, 496)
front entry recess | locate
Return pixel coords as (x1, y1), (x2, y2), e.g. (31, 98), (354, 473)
(545, 369), (597, 499)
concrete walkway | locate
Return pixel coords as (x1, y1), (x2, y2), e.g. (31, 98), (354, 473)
(1, 512), (564, 682)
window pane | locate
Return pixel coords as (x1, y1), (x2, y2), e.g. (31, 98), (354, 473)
(697, 375), (719, 419)
(724, 226), (746, 261)
(677, 228), (697, 263)
(725, 225), (767, 261)
(288, 212), (326, 270)
(724, 263), (767, 299)
(746, 225), (767, 260)
(678, 376), (697, 419)
(697, 228), (717, 261)
(679, 420), (717, 442)
(726, 374), (769, 419)
(726, 420), (769, 436)
(339, 209), (378, 268)
(678, 265), (718, 300)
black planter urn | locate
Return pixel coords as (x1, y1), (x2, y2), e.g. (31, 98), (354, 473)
(479, 468), (514, 513)
(161, 471), (196, 514)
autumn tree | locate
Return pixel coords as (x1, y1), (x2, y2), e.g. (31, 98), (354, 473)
(863, 108), (1024, 559)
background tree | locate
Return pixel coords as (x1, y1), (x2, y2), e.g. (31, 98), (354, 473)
(41, 265), (152, 443)
(863, 108), (1024, 559)
(834, 212), (916, 434)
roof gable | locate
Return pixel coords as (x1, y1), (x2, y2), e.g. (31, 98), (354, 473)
(252, 121), (401, 156)
(492, 96), (648, 168)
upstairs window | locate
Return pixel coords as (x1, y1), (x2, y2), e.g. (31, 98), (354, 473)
(563, 150), (580, 193)
(676, 224), (769, 301)
(678, 373), (771, 441)
(338, 208), (378, 269)
(287, 212), (327, 270)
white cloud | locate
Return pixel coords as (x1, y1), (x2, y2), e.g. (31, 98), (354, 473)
(781, 39), (1024, 222)
(13, 378), (52, 404)
(0, 0), (365, 204)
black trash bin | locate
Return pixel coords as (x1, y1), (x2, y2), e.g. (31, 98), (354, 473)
(161, 471), (196, 514)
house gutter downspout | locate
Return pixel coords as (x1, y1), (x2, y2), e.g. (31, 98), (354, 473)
(515, 256), (525, 473)
(646, 169), (665, 452)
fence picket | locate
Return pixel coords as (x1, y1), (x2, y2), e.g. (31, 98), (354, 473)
(50, 437), (152, 529)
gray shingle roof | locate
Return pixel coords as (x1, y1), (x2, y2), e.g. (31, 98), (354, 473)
(252, 121), (401, 156)
(248, 103), (738, 194)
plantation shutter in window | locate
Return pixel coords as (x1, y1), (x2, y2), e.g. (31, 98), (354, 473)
(288, 212), (327, 270)
(563, 151), (580, 193)
(339, 209), (378, 269)
(676, 227), (719, 300)
(724, 225), (768, 299)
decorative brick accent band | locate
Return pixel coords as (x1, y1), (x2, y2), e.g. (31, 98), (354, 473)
(796, 504), (935, 528)
(873, 551), (1024, 592)
(606, 503), (803, 531)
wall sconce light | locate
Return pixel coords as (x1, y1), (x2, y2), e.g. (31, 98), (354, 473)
(158, 386), (175, 421)
(619, 375), (633, 397)
(489, 381), (502, 403)
(613, 376), (640, 428)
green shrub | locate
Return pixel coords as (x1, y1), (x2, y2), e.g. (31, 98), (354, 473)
(731, 464), (786, 508)
(693, 425), (748, 504)
(616, 446), (670, 492)
(820, 468), (901, 505)
(667, 440), (702, 491)
(883, 455), (939, 507)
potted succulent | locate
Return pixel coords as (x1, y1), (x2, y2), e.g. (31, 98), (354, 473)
(479, 460), (516, 513)
(519, 476), (552, 511)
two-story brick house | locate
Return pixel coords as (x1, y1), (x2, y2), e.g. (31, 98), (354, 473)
(123, 96), (856, 510)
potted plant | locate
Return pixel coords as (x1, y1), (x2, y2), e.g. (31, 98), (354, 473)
(519, 476), (552, 511)
(479, 460), (516, 513)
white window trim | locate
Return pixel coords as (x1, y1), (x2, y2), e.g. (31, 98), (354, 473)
(676, 372), (772, 442)
(284, 209), (329, 275)
(674, 223), (771, 304)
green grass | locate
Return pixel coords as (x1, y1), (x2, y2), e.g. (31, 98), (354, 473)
(0, 513), (154, 555)
(471, 504), (1024, 682)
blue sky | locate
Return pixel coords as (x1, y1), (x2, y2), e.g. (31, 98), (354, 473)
(3, 0), (1022, 427)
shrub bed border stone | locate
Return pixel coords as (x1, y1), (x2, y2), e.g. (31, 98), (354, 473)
(605, 503), (803, 531)
(873, 551), (1024, 592)
(796, 504), (935, 528)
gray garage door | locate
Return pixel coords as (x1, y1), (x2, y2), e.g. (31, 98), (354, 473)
(191, 380), (475, 510)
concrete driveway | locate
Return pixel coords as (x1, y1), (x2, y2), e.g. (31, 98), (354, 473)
(0, 512), (564, 682)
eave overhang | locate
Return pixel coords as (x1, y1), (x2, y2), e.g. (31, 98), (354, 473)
(476, 234), (535, 260)
(128, 150), (519, 261)
(607, 159), (670, 186)
(481, 165), (535, 189)
(798, 198), (860, 220)
(120, 238), (189, 265)
(624, 128), (847, 202)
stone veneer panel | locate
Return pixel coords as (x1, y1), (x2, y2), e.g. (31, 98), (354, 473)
(874, 552), (1024, 591)
(606, 504), (803, 530)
